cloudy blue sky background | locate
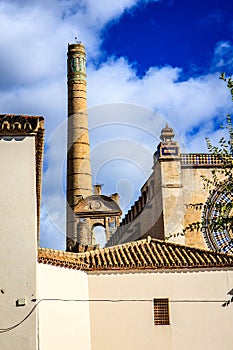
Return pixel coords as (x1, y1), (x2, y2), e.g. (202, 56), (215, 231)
(0, 0), (232, 249)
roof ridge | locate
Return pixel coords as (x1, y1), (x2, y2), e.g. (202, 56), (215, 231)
(148, 237), (233, 257)
(38, 237), (233, 272)
(39, 237), (233, 258)
(75, 237), (233, 258)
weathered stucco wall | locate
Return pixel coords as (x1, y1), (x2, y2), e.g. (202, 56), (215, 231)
(37, 264), (92, 350)
(88, 268), (233, 350)
(0, 136), (38, 350)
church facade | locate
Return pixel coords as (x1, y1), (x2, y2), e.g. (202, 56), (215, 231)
(107, 124), (233, 254)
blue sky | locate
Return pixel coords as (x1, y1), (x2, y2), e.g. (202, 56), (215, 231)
(101, 0), (233, 77)
(0, 0), (232, 249)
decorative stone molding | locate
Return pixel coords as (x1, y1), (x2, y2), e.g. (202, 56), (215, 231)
(74, 195), (122, 216)
(0, 114), (43, 134)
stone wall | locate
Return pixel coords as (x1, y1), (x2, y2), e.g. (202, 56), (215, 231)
(106, 148), (223, 250)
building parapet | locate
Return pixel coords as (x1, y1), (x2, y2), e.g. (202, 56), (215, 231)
(106, 186), (149, 247)
(120, 189), (148, 227)
(181, 153), (222, 166)
(106, 151), (225, 247)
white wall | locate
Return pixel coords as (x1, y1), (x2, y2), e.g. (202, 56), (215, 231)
(88, 268), (233, 350)
(0, 136), (38, 350)
(37, 264), (92, 350)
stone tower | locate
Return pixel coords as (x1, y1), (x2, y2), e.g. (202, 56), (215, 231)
(66, 42), (121, 251)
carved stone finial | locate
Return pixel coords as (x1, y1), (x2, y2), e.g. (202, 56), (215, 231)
(160, 124), (175, 142)
(93, 184), (103, 195)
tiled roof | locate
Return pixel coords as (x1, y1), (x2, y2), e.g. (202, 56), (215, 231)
(38, 237), (233, 271)
(38, 248), (89, 269)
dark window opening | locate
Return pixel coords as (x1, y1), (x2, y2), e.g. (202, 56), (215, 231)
(153, 298), (170, 325)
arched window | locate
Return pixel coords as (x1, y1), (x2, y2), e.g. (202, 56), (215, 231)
(92, 225), (106, 248)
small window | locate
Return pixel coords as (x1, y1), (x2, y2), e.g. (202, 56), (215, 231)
(153, 298), (170, 325)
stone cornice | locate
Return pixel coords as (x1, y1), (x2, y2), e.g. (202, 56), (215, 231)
(0, 114), (44, 134)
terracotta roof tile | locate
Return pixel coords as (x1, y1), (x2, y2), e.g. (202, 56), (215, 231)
(79, 238), (233, 270)
(128, 245), (141, 266)
(38, 248), (88, 269)
(194, 251), (206, 265)
(38, 238), (233, 271)
(135, 243), (147, 266)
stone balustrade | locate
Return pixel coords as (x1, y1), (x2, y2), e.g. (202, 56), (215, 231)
(181, 153), (222, 166)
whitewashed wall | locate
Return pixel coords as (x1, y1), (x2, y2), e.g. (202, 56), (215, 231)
(0, 136), (38, 350)
(37, 264), (92, 350)
(88, 268), (233, 350)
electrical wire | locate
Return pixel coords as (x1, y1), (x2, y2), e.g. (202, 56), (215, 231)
(0, 297), (229, 333)
(0, 300), (41, 333)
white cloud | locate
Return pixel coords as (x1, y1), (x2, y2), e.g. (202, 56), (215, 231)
(0, 3), (67, 87)
(0, 0), (232, 249)
(212, 41), (233, 71)
(82, 0), (143, 26)
(88, 58), (231, 134)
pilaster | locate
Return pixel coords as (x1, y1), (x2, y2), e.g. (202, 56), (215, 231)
(154, 125), (185, 244)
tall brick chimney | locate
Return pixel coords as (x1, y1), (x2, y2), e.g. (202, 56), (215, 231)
(66, 42), (93, 247)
